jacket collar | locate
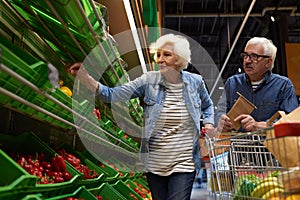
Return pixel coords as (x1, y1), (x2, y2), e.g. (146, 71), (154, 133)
(158, 70), (186, 86)
(245, 70), (272, 85)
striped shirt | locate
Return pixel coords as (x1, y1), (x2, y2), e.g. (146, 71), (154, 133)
(147, 81), (195, 176)
(251, 79), (263, 91)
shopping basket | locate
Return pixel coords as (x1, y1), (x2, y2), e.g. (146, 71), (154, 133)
(204, 128), (300, 200)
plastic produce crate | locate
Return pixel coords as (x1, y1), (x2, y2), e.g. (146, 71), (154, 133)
(111, 180), (143, 200)
(10, 0), (105, 56)
(79, 150), (120, 183)
(45, 186), (97, 200)
(0, 37), (49, 108)
(132, 177), (150, 190)
(125, 179), (152, 199)
(0, 149), (37, 200)
(55, 143), (105, 189)
(10, 1), (85, 59)
(24, 0), (105, 35)
(0, 36), (49, 88)
(89, 183), (127, 200)
(0, 132), (82, 199)
(21, 193), (44, 200)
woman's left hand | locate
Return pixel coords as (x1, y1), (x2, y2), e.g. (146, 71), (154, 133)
(203, 123), (216, 137)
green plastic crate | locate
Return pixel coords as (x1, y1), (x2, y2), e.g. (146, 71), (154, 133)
(111, 180), (142, 200)
(132, 177), (149, 190)
(56, 143), (105, 189)
(24, 0), (105, 35)
(0, 36), (49, 88)
(23, 89), (73, 129)
(11, 0), (104, 54)
(79, 150), (120, 183)
(21, 193), (44, 200)
(125, 179), (152, 199)
(45, 186), (97, 200)
(0, 149), (37, 200)
(0, 132), (82, 199)
(0, 37), (49, 109)
(88, 183), (127, 200)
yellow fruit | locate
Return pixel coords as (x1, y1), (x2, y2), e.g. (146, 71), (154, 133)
(251, 181), (284, 198)
(60, 86), (72, 97)
(59, 80), (64, 87)
(261, 187), (284, 199)
(261, 177), (279, 184)
(286, 194), (300, 200)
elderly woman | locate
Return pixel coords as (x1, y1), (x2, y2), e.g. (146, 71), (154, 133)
(69, 33), (214, 200)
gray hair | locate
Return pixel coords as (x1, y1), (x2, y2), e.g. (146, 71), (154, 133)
(149, 34), (191, 69)
(245, 37), (277, 69)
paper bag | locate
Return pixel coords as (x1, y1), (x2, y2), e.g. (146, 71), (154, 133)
(264, 106), (300, 168)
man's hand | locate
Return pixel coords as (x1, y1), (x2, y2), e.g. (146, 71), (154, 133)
(234, 114), (267, 131)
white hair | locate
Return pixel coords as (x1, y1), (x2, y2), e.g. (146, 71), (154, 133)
(245, 37), (277, 69)
(149, 34), (191, 69)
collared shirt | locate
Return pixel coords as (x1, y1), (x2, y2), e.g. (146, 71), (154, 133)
(96, 70), (214, 171)
(215, 70), (298, 131)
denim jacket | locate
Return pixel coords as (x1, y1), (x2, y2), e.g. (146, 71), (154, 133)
(215, 70), (298, 131)
(96, 70), (214, 171)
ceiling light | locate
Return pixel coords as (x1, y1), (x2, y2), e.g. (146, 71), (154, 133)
(270, 15), (275, 22)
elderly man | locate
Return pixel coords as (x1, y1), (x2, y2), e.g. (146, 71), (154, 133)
(216, 37), (298, 132)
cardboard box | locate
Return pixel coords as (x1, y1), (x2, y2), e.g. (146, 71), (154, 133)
(226, 92), (257, 130)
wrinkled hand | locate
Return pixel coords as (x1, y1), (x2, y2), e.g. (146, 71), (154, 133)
(235, 114), (258, 132)
(217, 114), (233, 132)
(203, 123), (216, 138)
(68, 63), (99, 92)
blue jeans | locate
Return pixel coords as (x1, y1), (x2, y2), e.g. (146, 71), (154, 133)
(146, 171), (196, 200)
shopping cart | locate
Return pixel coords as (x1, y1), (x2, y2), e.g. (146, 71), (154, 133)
(203, 128), (300, 200)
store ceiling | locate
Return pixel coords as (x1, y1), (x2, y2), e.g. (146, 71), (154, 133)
(163, 0), (300, 80)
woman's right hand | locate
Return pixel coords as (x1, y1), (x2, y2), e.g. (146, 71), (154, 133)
(67, 62), (99, 92)
(68, 62), (83, 77)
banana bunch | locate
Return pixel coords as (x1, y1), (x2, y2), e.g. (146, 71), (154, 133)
(250, 177), (285, 199)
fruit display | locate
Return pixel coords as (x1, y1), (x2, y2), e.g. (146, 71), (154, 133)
(55, 147), (99, 180)
(125, 179), (152, 200)
(13, 152), (72, 184)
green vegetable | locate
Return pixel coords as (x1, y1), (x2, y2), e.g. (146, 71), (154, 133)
(234, 174), (261, 200)
(268, 170), (279, 177)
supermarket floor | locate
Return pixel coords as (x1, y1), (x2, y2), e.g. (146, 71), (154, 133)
(191, 182), (211, 200)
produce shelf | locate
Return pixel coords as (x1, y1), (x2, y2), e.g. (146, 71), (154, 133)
(45, 186), (97, 200)
(0, 132), (82, 199)
(0, 149), (37, 200)
(55, 143), (106, 189)
(111, 180), (143, 200)
(89, 182), (127, 200)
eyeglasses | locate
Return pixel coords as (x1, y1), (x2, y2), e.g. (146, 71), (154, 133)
(240, 52), (270, 61)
